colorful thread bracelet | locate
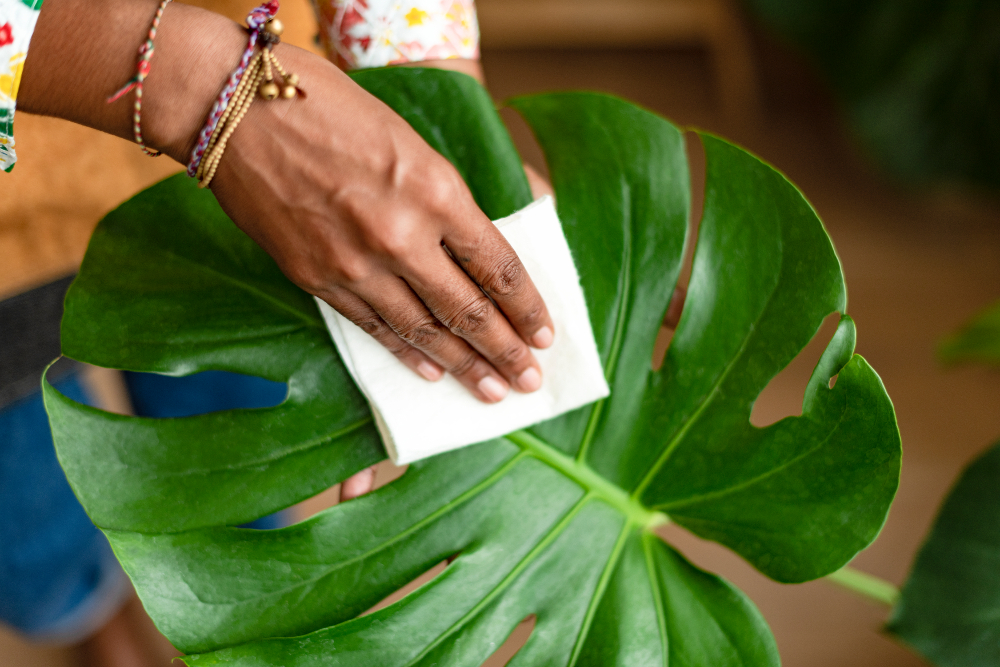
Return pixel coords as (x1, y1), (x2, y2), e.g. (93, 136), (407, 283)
(107, 0), (172, 156)
(187, 0), (303, 184)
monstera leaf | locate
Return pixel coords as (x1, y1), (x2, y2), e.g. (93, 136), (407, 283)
(889, 438), (1000, 666)
(939, 299), (1000, 365)
(44, 68), (901, 665)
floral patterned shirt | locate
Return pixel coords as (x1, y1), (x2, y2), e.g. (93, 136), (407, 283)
(0, 0), (42, 172)
(313, 0), (479, 71)
(0, 0), (477, 172)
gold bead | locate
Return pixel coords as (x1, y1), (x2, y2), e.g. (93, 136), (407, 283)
(285, 73), (299, 87)
(264, 18), (284, 36)
(281, 85), (297, 99)
(259, 81), (280, 100)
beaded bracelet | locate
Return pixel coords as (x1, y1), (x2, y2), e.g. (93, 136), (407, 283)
(187, 0), (303, 186)
(107, 0), (172, 156)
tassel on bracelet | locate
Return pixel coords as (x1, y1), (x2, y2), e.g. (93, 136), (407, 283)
(186, 1), (304, 187)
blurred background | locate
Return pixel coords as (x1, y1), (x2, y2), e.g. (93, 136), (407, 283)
(1, 0), (997, 665)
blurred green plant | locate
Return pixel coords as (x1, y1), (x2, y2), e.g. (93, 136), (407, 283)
(745, 0), (1000, 191)
(888, 300), (1000, 665)
(889, 438), (1000, 667)
(939, 299), (1000, 365)
(44, 68), (902, 666)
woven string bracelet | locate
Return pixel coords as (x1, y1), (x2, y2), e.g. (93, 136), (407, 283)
(107, 0), (172, 156)
(187, 0), (303, 186)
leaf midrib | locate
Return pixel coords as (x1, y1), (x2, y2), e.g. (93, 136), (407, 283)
(575, 174), (634, 464)
(651, 409), (846, 512)
(159, 453), (529, 607)
(106, 416), (373, 478)
(632, 214), (786, 498)
(507, 430), (665, 529)
(151, 247), (320, 329)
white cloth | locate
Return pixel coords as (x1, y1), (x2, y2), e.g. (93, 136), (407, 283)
(316, 196), (610, 464)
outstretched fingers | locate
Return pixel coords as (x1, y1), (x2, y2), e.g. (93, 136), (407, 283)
(321, 287), (444, 382)
(404, 249), (546, 393)
(353, 277), (514, 403)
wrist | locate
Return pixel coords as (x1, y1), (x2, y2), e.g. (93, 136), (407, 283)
(18, 0), (248, 165)
(140, 4), (248, 163)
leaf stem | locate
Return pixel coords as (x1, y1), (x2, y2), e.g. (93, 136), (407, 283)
(505, 430), (668, 530)
(824, 566), (899, 608)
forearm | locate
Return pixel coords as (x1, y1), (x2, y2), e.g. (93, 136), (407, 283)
(18, 0), (245, 162)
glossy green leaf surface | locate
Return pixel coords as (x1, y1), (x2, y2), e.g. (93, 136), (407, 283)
(45, 69), (901, 665)
(889, 439), (1000, 666)
(939, 299), (1000, 365)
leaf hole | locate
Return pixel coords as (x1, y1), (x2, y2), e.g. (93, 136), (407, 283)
(749, 311), (843, 428)
(651, 285), (687, 371)
(361, 558), (452, 616)
(290, 460), (408, 522)
(120, 370), (287, 418)
(243, 461), (406, 531)
(498, 106), (550, 187)
(482, 615), (536, 667)
(97, 369), (295, 529)
(652, 131), (705, 371)
(78, 364), (134, 415)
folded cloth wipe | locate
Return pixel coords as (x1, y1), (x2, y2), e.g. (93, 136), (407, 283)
(316, 196), (610, 465)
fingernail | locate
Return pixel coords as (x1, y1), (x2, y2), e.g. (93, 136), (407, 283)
(339, 465), (377, 502)
(478, 376), (509, 403)
(530, 326), (554, 349)
(517, 366), (542, 393)
(417, 361), (443, 381)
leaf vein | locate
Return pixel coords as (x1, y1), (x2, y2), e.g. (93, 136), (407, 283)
(403, 496), (592, 667)
(642, 533), (669, 663)
(567, 520), (632, 667)
(652, 416), (843, 511)
(151, 247), (320, 328)
(159, 452), (528, 606)
(133, 416), (373, 477)
(633, 218), (787, 497)
(577, 177), (634, 463)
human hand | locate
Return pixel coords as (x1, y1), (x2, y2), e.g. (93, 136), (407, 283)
(19, 0), (556, 504)
(196, 48), (554, 404)
(21, 0), (554, 406)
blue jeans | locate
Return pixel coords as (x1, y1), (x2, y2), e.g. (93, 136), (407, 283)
(0, 369), (287, 643)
